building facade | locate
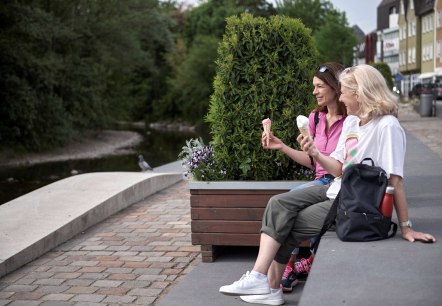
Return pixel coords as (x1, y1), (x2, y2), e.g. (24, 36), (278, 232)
(399, 0), (421, 96)
(435, 0), (442, 78)
(395, 0), (442, 97)
(377, 0), (401, 92)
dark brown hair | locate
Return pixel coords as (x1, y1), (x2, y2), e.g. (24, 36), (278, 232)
(313, 62), (347, 116)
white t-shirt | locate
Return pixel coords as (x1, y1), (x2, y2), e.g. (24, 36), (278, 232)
(326, 115), (406, 199)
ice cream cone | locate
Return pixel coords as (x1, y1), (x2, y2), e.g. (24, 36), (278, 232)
(262, 118), (271, 146)
(296, 115), (310, 137)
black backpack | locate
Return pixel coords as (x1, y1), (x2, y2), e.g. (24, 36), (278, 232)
(313, 158), (397, 250)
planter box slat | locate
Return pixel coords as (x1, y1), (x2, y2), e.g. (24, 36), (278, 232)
(190, 194), (272, 207)
(192, 233), (260, 246)
(191, 220), (261, 233)
(191, 208), (263, 220)
(190, 189), (290, 196)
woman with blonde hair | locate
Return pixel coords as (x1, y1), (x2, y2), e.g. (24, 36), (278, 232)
(219, 64), (436, 305)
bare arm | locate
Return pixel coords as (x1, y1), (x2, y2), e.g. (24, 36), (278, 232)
(389, 175), (436, 243)
(299, 135), (343, 177)
(262, 131), (312, 169)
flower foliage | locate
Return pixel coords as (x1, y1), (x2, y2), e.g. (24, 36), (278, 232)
(178, 138), (226, 180)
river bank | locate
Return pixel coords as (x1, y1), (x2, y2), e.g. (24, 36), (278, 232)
(0, 130), (143, 168)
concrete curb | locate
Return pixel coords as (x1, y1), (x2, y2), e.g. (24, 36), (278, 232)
(0, 171), (183, 278)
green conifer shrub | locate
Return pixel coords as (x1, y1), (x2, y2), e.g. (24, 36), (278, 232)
(205, 13), (318, 180)
(371, 62), (394, 90)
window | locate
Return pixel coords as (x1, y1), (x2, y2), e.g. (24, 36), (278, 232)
(423, 44), (433, 62)
(437, 40), (441, 59)
(384, 55), (399, 64)
(438, 11), (442, 28)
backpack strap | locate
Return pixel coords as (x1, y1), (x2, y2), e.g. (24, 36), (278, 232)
(312, 111), (319, 139)
(388, 222), (398, 238)
(311, 191), (340, 254)
(309, 112), (320, 168)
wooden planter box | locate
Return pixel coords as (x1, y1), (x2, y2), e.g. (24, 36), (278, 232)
(189, 181), (308, 262)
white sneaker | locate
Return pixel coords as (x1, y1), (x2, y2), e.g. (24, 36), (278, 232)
(219, 271), (270, 295)
(240, 288), (285, 305)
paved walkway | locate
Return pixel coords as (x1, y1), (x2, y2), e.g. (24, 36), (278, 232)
(0, 102), (440, 306)
(0, 180), (200, 306)
(398, 102), (442, 159)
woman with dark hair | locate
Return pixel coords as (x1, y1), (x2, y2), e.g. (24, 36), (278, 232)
(258, 62), (347, 292)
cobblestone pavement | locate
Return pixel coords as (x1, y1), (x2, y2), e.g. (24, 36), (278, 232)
(0, 103), (440, 306)
(398, 102), (442, 159)
(0, 180), (200, 306)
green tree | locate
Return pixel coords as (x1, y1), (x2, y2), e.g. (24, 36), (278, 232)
(0, 2), (74, 150)
(156, 0), (276, 124)
(157, 35), (220, 124)
(275, 0), (357, 67)
(314, 13), (357, 66)
(274, 0), (335, 32)
(0, 0), (175, 151)
(371, 62), (394, 90)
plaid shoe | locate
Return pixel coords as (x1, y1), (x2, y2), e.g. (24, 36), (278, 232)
(280, 265), (298, 292)
(293, 257), (312, 274)
(280, 257), (312, 292)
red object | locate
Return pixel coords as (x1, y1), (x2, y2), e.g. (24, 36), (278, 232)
(380, 186), (394, 217)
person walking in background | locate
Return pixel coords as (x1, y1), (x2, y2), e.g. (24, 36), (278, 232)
(220, 64), (436, 305)
(260, 62), (346, 292)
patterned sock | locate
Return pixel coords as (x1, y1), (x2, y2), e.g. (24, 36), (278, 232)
(307, 254), (314, 265)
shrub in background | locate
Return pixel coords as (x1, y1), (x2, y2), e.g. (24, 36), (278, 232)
(205, 14), (318, 181)
(371, 62), (394, 90)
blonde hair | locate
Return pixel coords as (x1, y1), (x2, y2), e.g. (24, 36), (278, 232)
(339, 64), (398, 121)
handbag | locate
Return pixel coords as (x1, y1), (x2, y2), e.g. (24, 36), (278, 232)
(312, 158), (398, 250)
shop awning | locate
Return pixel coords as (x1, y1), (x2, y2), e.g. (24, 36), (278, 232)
(418, 72), (435, 79)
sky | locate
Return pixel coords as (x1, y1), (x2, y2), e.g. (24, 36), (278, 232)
(329, 0), (381, 34)
(182, 0), (381, 34)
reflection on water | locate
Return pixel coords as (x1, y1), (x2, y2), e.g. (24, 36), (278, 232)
(0, 127), (209, 205)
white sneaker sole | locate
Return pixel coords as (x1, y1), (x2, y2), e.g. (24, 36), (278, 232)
(219, 286), (270, 296)
(240, 294), (285, 305)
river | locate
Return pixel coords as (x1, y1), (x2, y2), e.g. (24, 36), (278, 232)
(0, 127), (208, 205)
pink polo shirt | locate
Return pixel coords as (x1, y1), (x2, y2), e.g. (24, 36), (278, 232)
(308, 111), (345, 180)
